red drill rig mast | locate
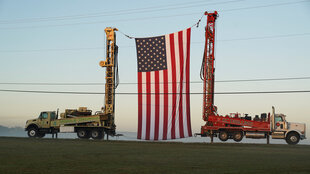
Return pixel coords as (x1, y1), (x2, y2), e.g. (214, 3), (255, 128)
(202, 11), (218, 122)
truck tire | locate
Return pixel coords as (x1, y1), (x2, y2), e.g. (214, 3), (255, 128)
(77, 129), (90, 139)
(219, 131), (228, 141)
(91, 129), (103, 140)
(286, 132), (300, 145)
(27, 128), (38, 138)
(233, 131), (243, 142)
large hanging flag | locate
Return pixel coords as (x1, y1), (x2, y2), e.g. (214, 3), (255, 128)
(135, 28), (192, 140)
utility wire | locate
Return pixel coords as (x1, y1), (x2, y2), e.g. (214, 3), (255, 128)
(216, 76), (310, 83)
(1, 76), (310, 86)
(0, 12), (201, 30)
(0, 0), (207, 23)
(1, 32), (309, 53)
(0, 89), (309, 95)
(0, 0), (308, 30)
(0, 0), (306, 25)
(0, 0), (243, 24)
(0, 47), (104, 53)
(219, 32), (310, 42)
(221, 0), (309, 12)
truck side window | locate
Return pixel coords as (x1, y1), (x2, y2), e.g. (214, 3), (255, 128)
(275, 116), (283, 122)
(42, 112), (48, 119)
(50, 112), (56, 120)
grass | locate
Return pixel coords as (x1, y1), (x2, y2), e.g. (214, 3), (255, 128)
(0, 137), (310, 174)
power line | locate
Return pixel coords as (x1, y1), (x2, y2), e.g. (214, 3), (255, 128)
(0, 76), (310, 86)
(221, 0), (309, 12)
(0, 1), (308, 30)
(0, 0), (243, 24)
(0, 12), (201, 30)
(0, 0), (205, 23)
(218, 33), (310, 42)
(0, 0), (306, 25)
(0, 47), (104, 53)
(215, 76), (310, 83)
(1, 32), (309, 53)
(0, 89), (309, 95)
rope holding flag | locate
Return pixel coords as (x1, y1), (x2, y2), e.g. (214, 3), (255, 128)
(118, 14), (204, 39)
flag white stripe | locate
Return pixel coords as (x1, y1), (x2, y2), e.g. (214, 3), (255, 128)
(141, 73), (146, 140)
(150, 71), (155, 140)
(174, 32), (180, 139)
(182, 29), (189, 137)
(165, 33), (172, 140)
(159, 70), (164, 140)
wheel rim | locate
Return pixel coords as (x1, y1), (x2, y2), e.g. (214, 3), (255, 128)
(78, 131), (86, 137)
(220, 134), (227, 139)
(233, 132), (243, 142)
(219, 132), (228, 141)
(235, 133), (242, 140)
(29, 130), (36, 136)
(92, 131), (99, 138)
(290, 136), (297, 142)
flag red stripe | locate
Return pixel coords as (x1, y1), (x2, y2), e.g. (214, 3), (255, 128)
(163, 69), (168, 140)
(178, 31), (185, 138)
(154, 71), (160, 140)
(137, 72), (142, 139)
(169, 33), (176, 139)
(186, 28), (192, 136)
(146, 72), (151, 140)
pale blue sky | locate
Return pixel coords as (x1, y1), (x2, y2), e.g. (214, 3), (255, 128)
(0, 0), (310, 135)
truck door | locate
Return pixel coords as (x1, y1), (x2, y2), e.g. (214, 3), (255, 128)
(274, 116), (285, 131)
(38, 112), (50, 128)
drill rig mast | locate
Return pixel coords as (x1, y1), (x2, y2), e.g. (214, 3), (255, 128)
(202, 11), (218, 122)
(99, 27), (119, 135)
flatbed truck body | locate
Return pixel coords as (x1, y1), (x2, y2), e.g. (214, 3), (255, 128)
(25, 108), (115, 139)
(199, 107), (306, 144)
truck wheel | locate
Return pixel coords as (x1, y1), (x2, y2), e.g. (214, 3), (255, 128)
(233, 131), (243, 142)
(77, 129), (90, 139)
(219, 131), (228, 141)
(91, 129), (103, 140)
(27, 128), (38, 138)
(286, 132), (300, 145)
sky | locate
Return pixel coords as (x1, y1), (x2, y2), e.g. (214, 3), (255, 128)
(0, 0), (310, 136)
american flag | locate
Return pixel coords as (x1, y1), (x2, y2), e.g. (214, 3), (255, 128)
(136, 28), (192, 140)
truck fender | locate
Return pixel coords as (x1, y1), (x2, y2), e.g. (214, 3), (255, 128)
(285, 130), (302, 138)
(26, 124), (39, 131)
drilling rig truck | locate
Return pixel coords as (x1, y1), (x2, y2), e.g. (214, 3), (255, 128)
(197, 11), (306, 145)
(25, 27), (119, 140)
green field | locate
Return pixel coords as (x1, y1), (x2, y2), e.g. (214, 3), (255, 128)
(0, 137), (310, 174)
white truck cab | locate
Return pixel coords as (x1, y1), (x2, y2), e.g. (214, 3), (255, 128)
(271, 107), (306, 145)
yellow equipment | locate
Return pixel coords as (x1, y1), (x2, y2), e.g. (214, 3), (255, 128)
(99, 27), (118, 133)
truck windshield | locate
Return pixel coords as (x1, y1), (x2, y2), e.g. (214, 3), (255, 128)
(42, 112), (48, 119)
(275, 116), (283, 122)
